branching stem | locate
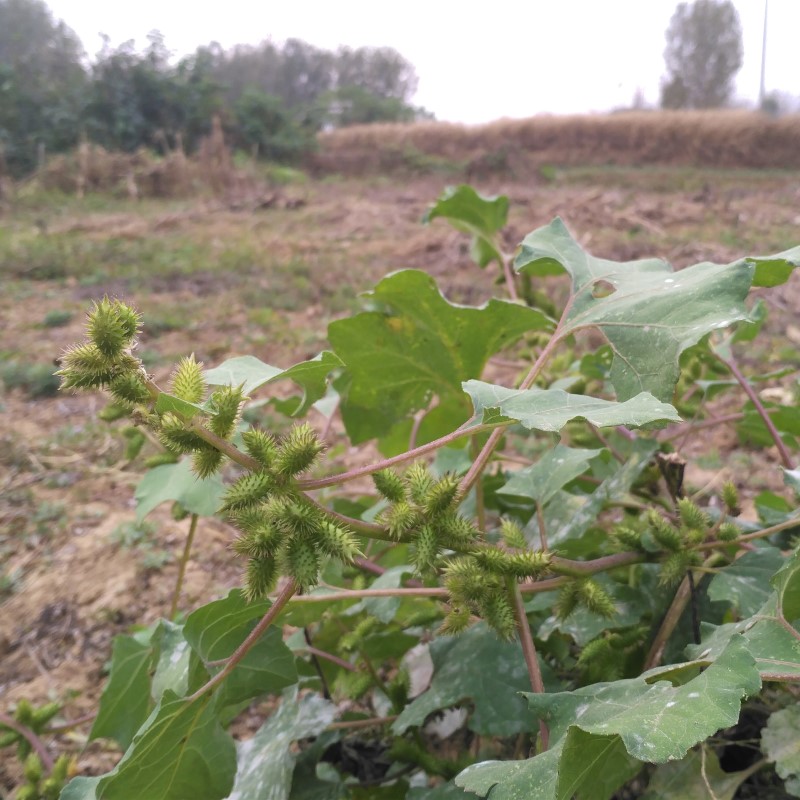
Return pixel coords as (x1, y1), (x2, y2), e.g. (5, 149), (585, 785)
(170, 513), (198, 619)
(0, 712), (54, 772)
(188, 579), (298, 703)
(715, 350), (794, 469)
(510, 580), (549, 751)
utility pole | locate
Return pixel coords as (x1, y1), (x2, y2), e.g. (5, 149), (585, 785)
(758, 0), (768, 108)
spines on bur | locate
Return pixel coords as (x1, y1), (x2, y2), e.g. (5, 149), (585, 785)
(169, 355), (206, 404)
(274, 423), (324, 477)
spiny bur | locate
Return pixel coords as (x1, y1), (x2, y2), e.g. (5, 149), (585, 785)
(274, 423), (324, 477)
(169, 355), (206, 404)
(373, 468), (407, 503)
(479, 594), (516, 640)
(86, 297), (141, 358)
(722, 482), (741, 516)
(221, 471), (275, 511)
(158, 412), (208, 454)
(244, 556), (279, 601)
(423, 473), (460, 515)
(439, 605), (471, 636)
(109, 372), (152, 406)
(413, 524), (440, 573)
(284, 537), (320, 589)
(500, 518), (527, 550)
(648, 510), (683, 552)
(579, 579), (617, 618)
(405, 462), (433, 505)
(315, 520), (362, 563)
(678, 498), (710, 531)
(192, 446), (224, 478)
(341, 616), (380, 652)
(611, 526), (646, 552)
(383, 501), (418, 540)
(207, 385), (245, 439)
(242, 429), (278, 470)
(659, 550), (702, 586)
(718, 522), (741, 542)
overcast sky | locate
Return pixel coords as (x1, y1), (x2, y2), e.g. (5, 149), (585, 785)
(43, 0), (797, 124)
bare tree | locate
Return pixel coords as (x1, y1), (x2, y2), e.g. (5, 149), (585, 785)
(661, 0), (743, 109)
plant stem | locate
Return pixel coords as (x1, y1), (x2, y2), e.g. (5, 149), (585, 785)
(287, 552), (645, 603)
(188, 418), (262, 471)
(644, 575), (693, 670)
(509, 580), (549, 751)
(459, 306), (568, 499)
(536, 502), (548, 551)
(716, 351), (794, 469)
(170, 513), (198, 619)
(188, 579), (298, 703)
(327, 715), (398, 731)
(472, 436), (486, 531)
(0, 712), (54, 772)
(698, 515), (800, 550)
(644, 554), (720, 670)
(298, 423), (497, 491)
(44, 712), (96, 734)
(502, 255), (520, 302)
(300, 645), (358, 672)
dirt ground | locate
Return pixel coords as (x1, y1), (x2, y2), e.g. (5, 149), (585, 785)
(1, 167), (799, 789)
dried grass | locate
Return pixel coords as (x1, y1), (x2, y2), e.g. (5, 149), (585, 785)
(27, 117), (264, 200)
(313, 110), (800, 175)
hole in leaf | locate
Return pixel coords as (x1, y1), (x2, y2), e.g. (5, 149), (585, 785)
(591, 280), (616, 299)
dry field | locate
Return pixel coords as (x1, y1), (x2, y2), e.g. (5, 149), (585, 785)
(1, 129), (800, 788)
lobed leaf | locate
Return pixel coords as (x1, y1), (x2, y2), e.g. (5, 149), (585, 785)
(204, 351), (343, 416)
(464, 380), (680, 432)
(424, 184), (509, 268)
(515, 218), (756, 401)
(135, 458), (226, 521)
(183, 590), (297, 706)
(328, 269), (552, 444)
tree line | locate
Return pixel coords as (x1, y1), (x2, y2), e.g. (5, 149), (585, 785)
(0, 0), (431, 178)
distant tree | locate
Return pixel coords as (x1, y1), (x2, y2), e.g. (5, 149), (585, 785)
(233, 87), (313, 162)
(661, 0), (743, 109)
(0, 0), (86, 175)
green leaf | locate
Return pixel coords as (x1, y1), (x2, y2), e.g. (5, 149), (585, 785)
(155, 392), (207, 418)
(458, 637), (759, 800)
(60, 776), (101, 800)
(642, 748), (754, 800)
(498, 444), (603, 506)
(393, 624), (549, 736)
(204, 352), (343, 416)
(69, 692), (236, 800)
(456, 733), (639, 800)
(545, 440), (658, 551)
(347, 566), (414, 624)
(135, 459), (226, 521)
(515, 218), (755, 401)
(328, 269), (551, 444)
(738, 401), (800, 449)
(748, 244), (800, 288)
(224, 688), (336, 800)
(424, 185), (509, 268)
(90, 635), (153, 749)
(530, 636), (758, 760)
(150, 621), (193, 700)
(707, 547), (786, 617)
(785, 468), (800, 497)
(408, 782), (474, 800)
(762, 703), (800, 795)
(183, 590), (297, 706)
(464, 380), (680, 432)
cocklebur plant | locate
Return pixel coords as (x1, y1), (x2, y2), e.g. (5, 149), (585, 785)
(50, 186), (800, 800)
